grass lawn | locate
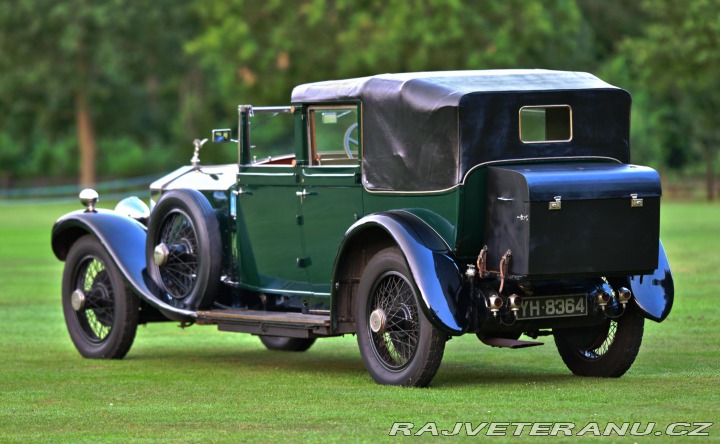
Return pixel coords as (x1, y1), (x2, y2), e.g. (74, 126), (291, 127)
(0, 199), (718, 442)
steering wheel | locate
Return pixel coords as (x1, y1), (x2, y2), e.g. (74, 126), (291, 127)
(343, 123), (359, 159)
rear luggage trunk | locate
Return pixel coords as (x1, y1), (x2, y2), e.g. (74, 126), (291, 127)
(484, 162), (661, 278)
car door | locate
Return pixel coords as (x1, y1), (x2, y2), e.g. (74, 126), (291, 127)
(234, 108), (311, 296)
(236, 165), (309, 293)
(299, 105), (363, 295)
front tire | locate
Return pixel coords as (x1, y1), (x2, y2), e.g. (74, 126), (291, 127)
(355, 248), (446, 387)
(258, 336), (316, 352)
(553, 306), (644, 377)
(62, 235), (139, 359)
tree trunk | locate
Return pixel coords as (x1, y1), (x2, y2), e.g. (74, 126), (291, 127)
(0, 171), (13, 190)
(705, 147), (715, 201)
(75, 90), (96, 187)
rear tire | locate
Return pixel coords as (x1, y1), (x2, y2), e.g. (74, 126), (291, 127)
(259, 336), (316, 352)
(355, 247), (446, 387)
(553, 306), (644, 377)
(62, 235), (139, 359)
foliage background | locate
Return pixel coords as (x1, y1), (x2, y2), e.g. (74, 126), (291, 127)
(0, 2), (718, 441)
(0, 0), (718, 198)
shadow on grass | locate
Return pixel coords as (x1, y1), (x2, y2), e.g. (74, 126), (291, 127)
(434, 365), (579, 388)
(123, 341), (579, 388)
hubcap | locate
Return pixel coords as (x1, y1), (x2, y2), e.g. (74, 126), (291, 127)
(153, 243), (170, 266)
(71, 289), (86, 311)
(369, 308), (387, 333)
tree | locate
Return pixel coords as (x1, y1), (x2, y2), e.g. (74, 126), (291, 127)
(187, 0), (593, 106)
(622, 0), (720, 200)
(0, 0), (203, 186)
(576, 0), (650, 62)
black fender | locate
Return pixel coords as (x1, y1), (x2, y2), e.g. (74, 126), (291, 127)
(625, 241), (674, 322)
(51, 209), (195, 320)
(333, 210), (467, 335)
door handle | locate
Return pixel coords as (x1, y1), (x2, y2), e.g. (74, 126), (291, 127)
(295, 189), (317, 198)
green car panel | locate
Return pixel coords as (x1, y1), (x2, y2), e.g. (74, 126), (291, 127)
(300, 166), (363, 295)
(236, 165), (308, 294)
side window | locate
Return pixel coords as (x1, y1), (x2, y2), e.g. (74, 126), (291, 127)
(519, 105), (572, 143)
(247, 108), (295, 163)
(309, 106), (359, 166)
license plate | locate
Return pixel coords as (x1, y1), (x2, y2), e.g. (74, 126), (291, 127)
(516, 294), (588, 320)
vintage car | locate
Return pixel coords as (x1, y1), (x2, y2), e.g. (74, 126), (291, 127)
(51, 70), (674, 387)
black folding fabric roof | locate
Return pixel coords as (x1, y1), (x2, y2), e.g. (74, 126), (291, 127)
(292, 70), (631, 192)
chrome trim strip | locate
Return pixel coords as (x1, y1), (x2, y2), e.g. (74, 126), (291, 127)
(302, 171), (357, 178)
(364, 156), (622, 194)
(238, 171), (297, 177)
(239, 282), (330, 297)
(245, 163), (294, 168)
(460, 156), (622, 185)
(363, 183), (459, 195)
(253, 106), (293, 114)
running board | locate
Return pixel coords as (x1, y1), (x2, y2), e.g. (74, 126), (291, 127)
(196, 309), (333, 338)
(479, 336), (544, 349)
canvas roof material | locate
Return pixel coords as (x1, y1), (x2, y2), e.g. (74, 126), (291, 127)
(291, 70), (618, 102)
(292, 70), (630, 192)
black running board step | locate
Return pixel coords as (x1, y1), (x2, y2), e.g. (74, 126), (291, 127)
(196, 309), (332, 338)
(479, 337), (544, 349)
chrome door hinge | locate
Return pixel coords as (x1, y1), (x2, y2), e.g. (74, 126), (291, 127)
(297, 257), (312, 268)
(549, 196), (562, 211)
(631, 194), (644, 208)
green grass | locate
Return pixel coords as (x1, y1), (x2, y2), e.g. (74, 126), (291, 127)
(0, 200), (719, 442)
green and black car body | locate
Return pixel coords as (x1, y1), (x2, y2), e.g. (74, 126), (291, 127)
(52, 70), (674, 386)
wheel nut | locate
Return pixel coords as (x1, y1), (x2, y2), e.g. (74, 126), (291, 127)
(369, 308), (387, 333)
(71, 289), (86, 311)
(153, 243), (170, 266)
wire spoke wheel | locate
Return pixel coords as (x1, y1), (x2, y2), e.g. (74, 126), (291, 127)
(355, 248), (446, 387)
(579, 320), (617, 359)
(74, 258), (115, 342)
(62, 235), (138, 359)
(157, 210), (199, 299)
(146, 189), (222, 311)
(553, 306), (644, 377)
(368, 272), (419, 370)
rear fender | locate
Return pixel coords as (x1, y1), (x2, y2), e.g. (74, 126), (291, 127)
(51, 209), (195, 320)
(333, 211), (467, 335)
(625, 240), (674, 322)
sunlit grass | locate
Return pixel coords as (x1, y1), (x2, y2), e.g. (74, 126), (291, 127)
(0, 200), (718, 442)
